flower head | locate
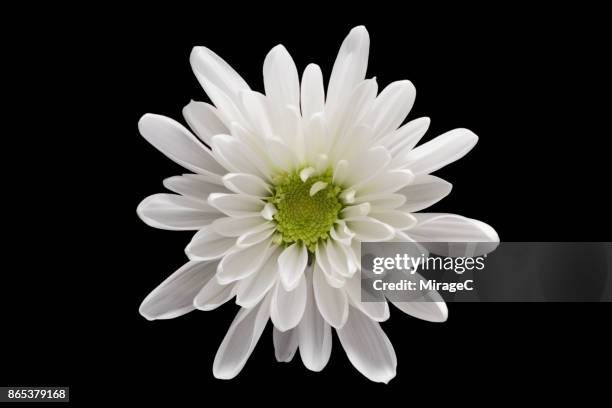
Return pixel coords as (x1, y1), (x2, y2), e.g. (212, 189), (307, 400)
(137, 26), (498, 382)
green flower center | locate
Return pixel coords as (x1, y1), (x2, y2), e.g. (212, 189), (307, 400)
(271, 169), (342, 252)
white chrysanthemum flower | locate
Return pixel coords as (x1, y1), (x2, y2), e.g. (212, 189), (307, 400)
(137, 26), (498, 383)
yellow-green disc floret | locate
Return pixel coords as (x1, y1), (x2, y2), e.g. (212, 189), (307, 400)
(271, 169), (342, 252)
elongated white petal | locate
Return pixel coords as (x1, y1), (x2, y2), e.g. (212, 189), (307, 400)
(390, 276), (448, 322)
(344, 146), (392, 188)
(213, 295), (270, 380)
(356, 169), (414, 196)
(380, 117), (430, 153)
(240, 90), (275, 139)
(330, 220), (354, 245)
(397, 128), (478, 175)
(397, 175), (452, 212)
(273, 327), (299, 362)
(208, 193), (265, 218)
(186, 226), (236, 261)
(313, 263), (348, 328)
(341, 203), (371, 218)
(330, 79), (378, 147)
(211, 134), (269, 179)
(409, 213), (499, 256)
(315, 246), (345, 288)
(217, 239), (273, 284)
(344, 274), (390, 322)
(368, 80), (416, 140)
(370, 210), (417, 231)
(139, 261), (216, 320)
(163, 175), (226, 200)
(223, 173), (271, 197)
(270, 275), (307, 332)
(356, 194), (406, 210)
(264, 45), (300, 109)
(300, 64), (325, 119)
(137, 193), (219, 230)
(278, 243), (308, 291)
(138, 114), (226, 177)
(190, 46), (250, 106)
(337, 307), (397, 383)
(182, 101), (228, 146)
(235, 247), (281, 308)
(236, 223), (275, 247)
(326, 26), (370, 119)
(299, 267), (332, 371)
(193, 276), (234, 311)
(346, 216), (395, 242)
(211, 216), (268, 237)
(324, 240), (352, 278)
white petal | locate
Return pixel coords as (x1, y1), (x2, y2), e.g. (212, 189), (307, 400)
(211, 134), (269, 179)
(261, 203), (277, 220)
(409, 213), (499, 256)
(186, 226), (236, 261)
(239, 90), (275, 139)
(190, 46), (250, 106)
(137, 193), (219, 231)
(324, 240), (353, 278)
(217, 239), (274, 284)
(303, 113), (328, 162)
(163, 174), (226, 200)
(273, 327), (299, 362)
(370, 210), (417, 231)
(326, 26), (370, 119)
(278, 243), (308, 291)
(341, 203), (371, 218)
(213, 295), (270, 380)
(270, 275), (307, 332)
(344, 146), (392, 188)
(138, 114), (226, 177)
(337, 307), (397, 383)
(346, 216), (395, 242)
(356, 169), (414, 196)
(344, 274), (390, 322)
(356, 194), (406, 210)
(193, 275), (234, 311)
(397, 128), (478, 175)
(182, 100), (228, 146)
(330, 220), (354, 245)
(264, 45), (300, 109)
(300, 167), (316, 182)
(265, 137), (298, 173)
(236, 223), (275, 247)
(298, 267), (332, 371)
(397, 174), (452, 212)
(300, 64), (325, 119)
(313, 263), (348, 328)
(379, 117), (430, 154)
(391, 281), (448, 323)
(235, 248), (281, 308)
(211, 216), (268, 237)
(368, 80), (416, 140)
(208, 193), (265, 218)
(139, 261), (216, 320)
(309, 181), (328, 196)
(315, 245), (345, 288)
(330, 79), (378, 147)
(222, 173), (271, 197)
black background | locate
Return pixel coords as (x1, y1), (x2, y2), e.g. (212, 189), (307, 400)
(3, 4), (610, 404)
